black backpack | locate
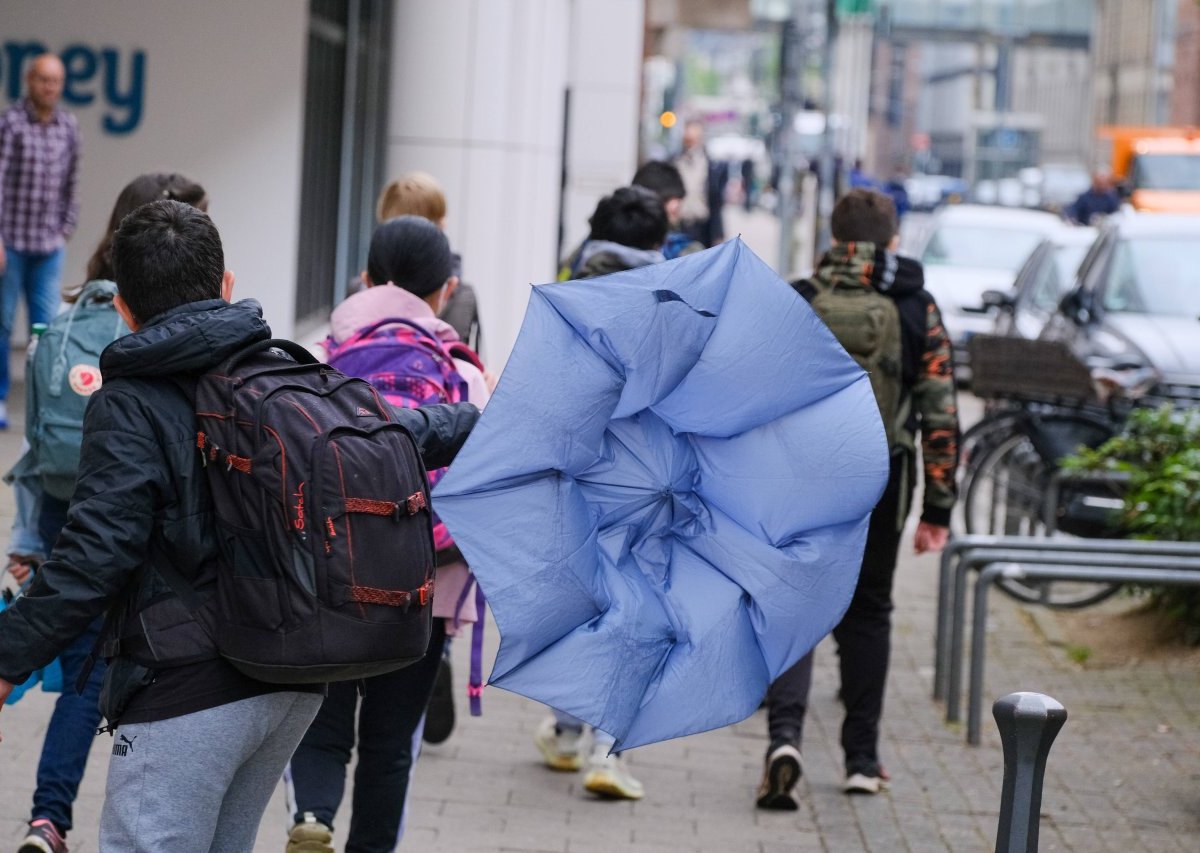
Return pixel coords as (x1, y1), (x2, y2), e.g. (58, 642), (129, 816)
(176, 339), (436, 683)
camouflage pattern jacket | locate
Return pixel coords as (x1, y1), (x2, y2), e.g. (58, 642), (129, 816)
(795, 242), (959, 527)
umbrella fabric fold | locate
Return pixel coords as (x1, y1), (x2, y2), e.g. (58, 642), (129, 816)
(434, 239), (890, 750)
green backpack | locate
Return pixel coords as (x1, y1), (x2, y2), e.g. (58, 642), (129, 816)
(27, 280), (129, 500)
(808, 276), (903, 450)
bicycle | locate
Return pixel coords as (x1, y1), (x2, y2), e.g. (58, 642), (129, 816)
(957, 336), (1136, 608)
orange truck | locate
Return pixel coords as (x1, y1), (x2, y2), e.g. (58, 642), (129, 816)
(1098, 126), (1200, 213)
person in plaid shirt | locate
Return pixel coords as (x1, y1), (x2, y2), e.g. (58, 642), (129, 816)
(0, 53), (81, 429)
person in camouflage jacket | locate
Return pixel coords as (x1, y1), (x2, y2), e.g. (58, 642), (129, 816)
(756, 189), (960, 809)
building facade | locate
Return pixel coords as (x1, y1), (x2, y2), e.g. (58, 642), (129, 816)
(4, 0), (645, 363)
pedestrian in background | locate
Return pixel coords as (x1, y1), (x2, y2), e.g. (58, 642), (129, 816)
(377, 171), (484, 355)
(674, 120), (726, 247)
(533, 185), (669, 802)
(4, 172), (208, 853)
(0, 53), (82, 430)
(631, 160), (706, 260)
(757, 188), (959, 808)
(1068, 171), (1120, 225)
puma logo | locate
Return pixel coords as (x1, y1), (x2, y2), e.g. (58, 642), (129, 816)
(112, 733), (137, 757)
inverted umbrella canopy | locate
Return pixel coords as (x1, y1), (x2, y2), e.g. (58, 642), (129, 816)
(433, 239), (889, 750)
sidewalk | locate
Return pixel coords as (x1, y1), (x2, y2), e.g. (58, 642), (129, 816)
(2, 378), (1199, 851)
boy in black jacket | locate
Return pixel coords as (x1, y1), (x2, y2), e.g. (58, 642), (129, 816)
(0, 200), (478, 850)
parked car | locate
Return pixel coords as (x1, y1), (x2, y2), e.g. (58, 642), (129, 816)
(1040, 212), (1200, 405)
(915, 204), (1064, 375)
(985, 225), (1097, 340)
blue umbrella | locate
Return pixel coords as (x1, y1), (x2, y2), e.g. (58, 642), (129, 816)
(434, 239), (889, 750)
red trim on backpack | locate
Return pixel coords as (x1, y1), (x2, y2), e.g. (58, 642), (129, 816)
(226, 454), (251, 473)
(349, 577), (434, 609)
(343, 492), (426, 517)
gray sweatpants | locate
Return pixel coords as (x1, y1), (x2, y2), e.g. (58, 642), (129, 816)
(99, 691), (322, 852)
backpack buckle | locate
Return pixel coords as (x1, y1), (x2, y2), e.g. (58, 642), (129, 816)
(419, 578), (434, 607)
(404, 492), (427, 516)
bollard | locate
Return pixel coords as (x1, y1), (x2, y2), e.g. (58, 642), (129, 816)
(993, 692), (1067, 853)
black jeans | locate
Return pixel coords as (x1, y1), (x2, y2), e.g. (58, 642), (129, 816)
(289, 618), (446, 852)
(767, 454), (911, 767)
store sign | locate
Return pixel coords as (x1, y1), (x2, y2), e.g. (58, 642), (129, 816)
(3, 40), (146, 135)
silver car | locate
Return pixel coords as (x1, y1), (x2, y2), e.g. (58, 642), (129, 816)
(916, 204), (1064, 374)
(1041, 212), (1200, 406)
(986, 225), (1097, 340)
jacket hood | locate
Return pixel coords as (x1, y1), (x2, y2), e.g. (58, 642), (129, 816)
(576, 240), (666, 278)
(101, 298), (272, 380)
(814, 242), (926, 297)
(328, 283), (462, 346)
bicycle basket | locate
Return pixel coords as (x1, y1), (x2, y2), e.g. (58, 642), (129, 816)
(968, 335), (1094, 401)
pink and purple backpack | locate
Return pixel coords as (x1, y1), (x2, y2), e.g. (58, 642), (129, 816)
(324, 317), (480, 553)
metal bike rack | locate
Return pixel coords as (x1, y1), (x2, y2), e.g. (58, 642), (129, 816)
(934, 536), (1200, 733)
(936, 537), (1200, 716)
(968, 563), (1200, 745)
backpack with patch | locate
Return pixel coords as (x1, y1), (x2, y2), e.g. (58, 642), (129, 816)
(27, 280), (128, 501)
(807, 273), (904, 449)
(324, 318), (491, 713)
(183, 338), (436, 683)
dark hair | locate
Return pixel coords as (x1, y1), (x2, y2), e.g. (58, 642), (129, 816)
(632, 161), (686, 202)
(588, 186), (668, 251)
(80, 173), (208, 298)
(366, 215), (453, 297)
(830, 188), (898, 246)
(110, 200), (224, 323)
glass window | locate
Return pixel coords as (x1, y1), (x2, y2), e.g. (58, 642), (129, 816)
(921, 225), (1044, 273)
(1131, 154), (1200, 191)
(1101, 238), (1200, 315)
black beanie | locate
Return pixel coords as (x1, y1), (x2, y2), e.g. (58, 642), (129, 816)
(366, 215), (453, 297)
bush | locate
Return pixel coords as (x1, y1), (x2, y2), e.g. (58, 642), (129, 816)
(1064, 405), (1200, 643)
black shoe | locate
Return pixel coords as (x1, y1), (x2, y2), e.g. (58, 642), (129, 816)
(422, 655), (456, 744)
(755, 742), (802, 810)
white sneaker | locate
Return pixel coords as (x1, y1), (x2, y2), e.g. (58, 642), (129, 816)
(534, 716), (585, 771)
(582, 744), (644, 800)
(286, 812), (333, 853)
(843, 760), (890, 795)
(756, 743), (802, 810)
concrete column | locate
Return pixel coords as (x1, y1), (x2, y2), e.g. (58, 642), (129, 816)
(387, 0), (643, 367)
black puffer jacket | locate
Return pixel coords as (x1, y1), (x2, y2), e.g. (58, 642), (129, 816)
(0, 298), (478, 719)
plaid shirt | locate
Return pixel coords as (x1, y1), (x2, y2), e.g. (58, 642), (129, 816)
(0, 99), (81, 254)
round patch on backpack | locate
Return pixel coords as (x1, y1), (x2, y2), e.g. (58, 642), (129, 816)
(69, 364), (103, 396)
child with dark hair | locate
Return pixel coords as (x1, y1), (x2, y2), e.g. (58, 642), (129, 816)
(755, 188), (959, 808)
(631, 160), (706, 259)
(4, 172), (206, 853)
(0, 201), (478, 850)
(571, 186), (668, 279)
(286, 215), (491, 852)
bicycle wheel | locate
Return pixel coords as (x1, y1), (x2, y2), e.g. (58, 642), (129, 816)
(963, 432), (1122, 608)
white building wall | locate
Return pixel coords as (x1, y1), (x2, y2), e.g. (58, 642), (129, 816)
(2, 0), (307, 339)
(387, 0), (643, 366)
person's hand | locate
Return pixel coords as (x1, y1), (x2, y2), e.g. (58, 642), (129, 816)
(0, 677), (14, 742)
(5, 556), (37, 585)
(913, 521), (949, 555)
